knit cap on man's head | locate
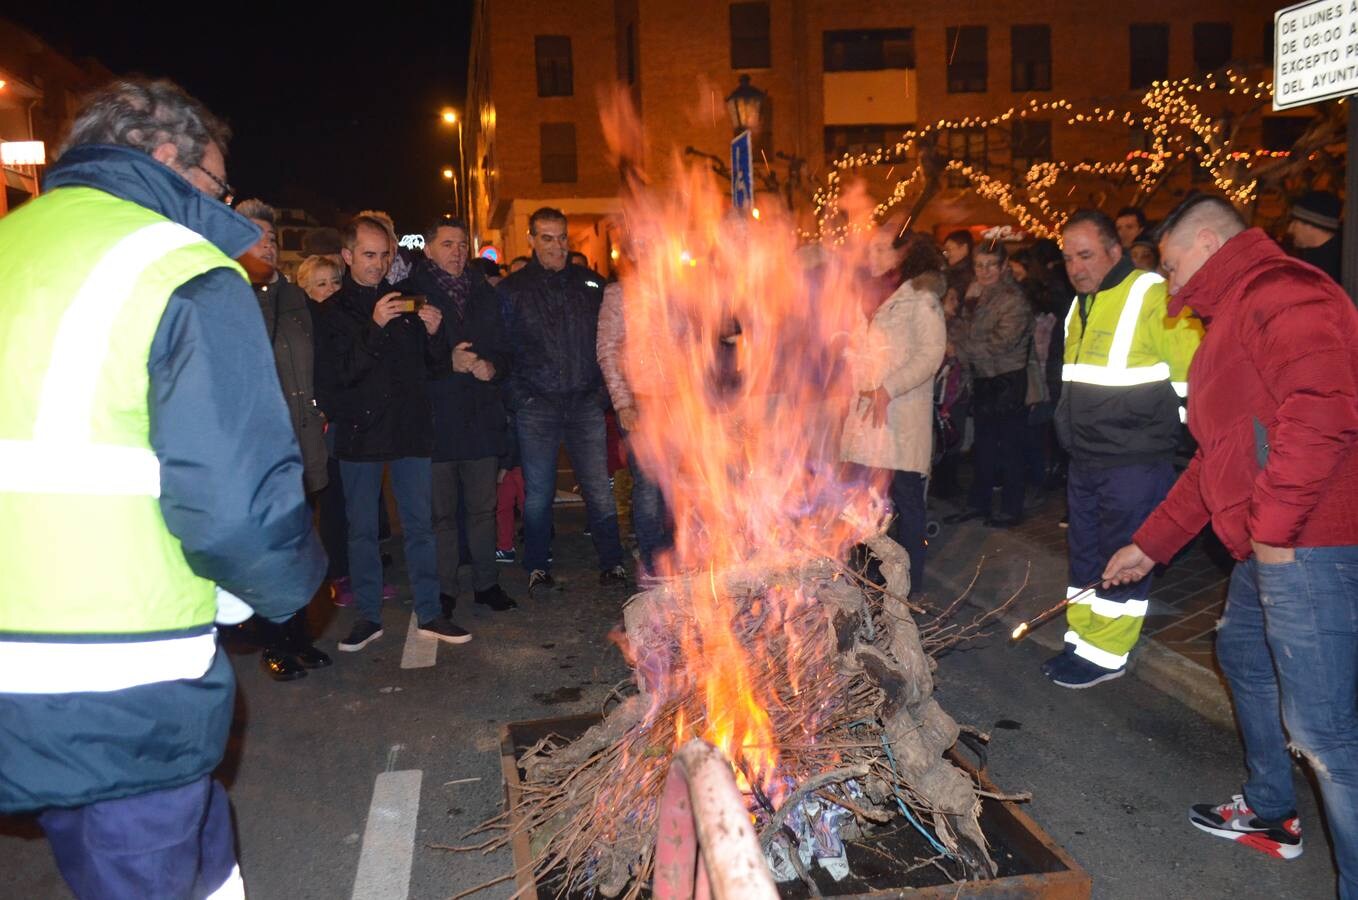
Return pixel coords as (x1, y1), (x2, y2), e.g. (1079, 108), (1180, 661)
(1291, 190), (1342, 232)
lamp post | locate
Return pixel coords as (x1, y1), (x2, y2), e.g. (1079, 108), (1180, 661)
(440, 108), (465, 221)
(725, 74), (766, 138)
(724, 75), (766, 213)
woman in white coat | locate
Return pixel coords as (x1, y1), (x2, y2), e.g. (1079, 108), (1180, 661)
(842, 230), (948, 597)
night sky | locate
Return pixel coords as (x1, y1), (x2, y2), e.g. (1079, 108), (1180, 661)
(12, 4), (474, 230)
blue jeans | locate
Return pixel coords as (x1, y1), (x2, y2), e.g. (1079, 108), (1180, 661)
(624, 433), (672, 575)
(340, 458), (441, 623)
(40, 775), (239, 899)
(516, 394), (623, 573)
(1218, 547), (1358, 897)
(889, 471), (928, 596)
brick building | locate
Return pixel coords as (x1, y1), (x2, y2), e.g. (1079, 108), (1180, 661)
(0, 18), (112, 216)
(465, 0), (1298, 266)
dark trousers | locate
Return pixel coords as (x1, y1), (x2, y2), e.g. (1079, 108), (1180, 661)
(1064, 459), (1176, 668)
(517, 394), (624, 573)
(889, 470), (928, 595)
(432, 456), (500, 593)
(316, 452), (348, 579)
(40, 775), (239, 900)
(968, 409), (1027, 519)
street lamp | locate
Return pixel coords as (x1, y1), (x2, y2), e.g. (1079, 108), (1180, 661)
(725, 74), (766, 138)
(442, 168), (454, 180)
(440, 107), (465, 221)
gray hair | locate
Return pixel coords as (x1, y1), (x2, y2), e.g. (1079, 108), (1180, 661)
(59, 78), (231, 168)
(234, 198), (276, 225)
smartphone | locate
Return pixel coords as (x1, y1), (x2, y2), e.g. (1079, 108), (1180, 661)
(394, 294), (427, 314)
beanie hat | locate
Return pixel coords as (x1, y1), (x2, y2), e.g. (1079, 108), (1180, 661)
(1291, 190), (1342, 232)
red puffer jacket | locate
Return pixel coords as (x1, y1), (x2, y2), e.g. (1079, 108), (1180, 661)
(1134, 228), (1358, 563)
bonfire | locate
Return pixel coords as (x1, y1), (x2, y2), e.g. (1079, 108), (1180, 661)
(458, 93), (1014, 898)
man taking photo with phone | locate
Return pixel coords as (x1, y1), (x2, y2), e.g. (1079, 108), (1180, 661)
(314, 215), (472, 651)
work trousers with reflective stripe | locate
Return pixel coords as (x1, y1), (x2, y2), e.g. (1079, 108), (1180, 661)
(1065, 459), (1176, 670)
(39, 775), (241, 900)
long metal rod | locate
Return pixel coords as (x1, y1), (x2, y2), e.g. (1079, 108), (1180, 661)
(1010, 580), (1102, 642)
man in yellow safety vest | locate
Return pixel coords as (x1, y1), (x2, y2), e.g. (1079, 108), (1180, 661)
(0, 79), (325, 898)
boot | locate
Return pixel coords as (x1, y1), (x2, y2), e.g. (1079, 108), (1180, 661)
(259, 617), (307, 681)
(284, 610), (331, 670)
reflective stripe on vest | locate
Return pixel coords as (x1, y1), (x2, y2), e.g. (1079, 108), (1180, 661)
(1062, 272), (1169, 387)
(0, 632), (216, 694)
(0, 440), (160, 496)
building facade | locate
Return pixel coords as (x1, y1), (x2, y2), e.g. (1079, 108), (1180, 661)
(466, 0), (1299, 265)
(0, 18), (112, 216)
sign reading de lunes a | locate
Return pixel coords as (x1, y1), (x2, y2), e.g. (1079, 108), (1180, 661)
(1275, 0), (1358, 109)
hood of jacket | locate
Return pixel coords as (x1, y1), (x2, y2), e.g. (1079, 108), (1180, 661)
(44, 143), (260, 259)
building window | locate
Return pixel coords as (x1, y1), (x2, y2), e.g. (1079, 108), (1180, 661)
(535, 35), (573, 97)
(1011, 120), (1051, 174)
(1262, 116), (1309, 152)
(1011, 25), (1051, 91)
(823, 29), (915, 71)
(824, 124), (913, 158)
(946, 26), (987, 93)
(540, 123), (577, 183)
(1194, 22), (1232, 74)
(1128, 125), (1155, 153)
(1129, 23), (1169, 89)
(946, 126), (988, 186)
(730, 3), (771, 69)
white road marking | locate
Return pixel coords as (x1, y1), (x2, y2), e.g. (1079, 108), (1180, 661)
(400, 612), (437, 669)
(351, 769), (423, 900)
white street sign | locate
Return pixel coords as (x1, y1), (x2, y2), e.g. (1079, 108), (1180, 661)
(1274, 0), (1358, 109)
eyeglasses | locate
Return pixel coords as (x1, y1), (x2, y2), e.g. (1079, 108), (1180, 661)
(192, 163), (235, 203)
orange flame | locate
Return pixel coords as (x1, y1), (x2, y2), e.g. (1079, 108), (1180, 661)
(601, 89), (888, 800)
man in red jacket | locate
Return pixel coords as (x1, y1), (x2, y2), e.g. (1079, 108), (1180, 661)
(1105, 195), (1358, 889)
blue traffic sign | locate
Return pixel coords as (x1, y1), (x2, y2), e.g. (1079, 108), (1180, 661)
(730, 130), (753, 211)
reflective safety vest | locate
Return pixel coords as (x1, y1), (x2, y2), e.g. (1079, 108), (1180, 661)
(1058, 267), (1202, 465)
(0, 186), (248, 694)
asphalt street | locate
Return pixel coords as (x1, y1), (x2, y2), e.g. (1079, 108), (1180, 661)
(1, 508), (1341, 898)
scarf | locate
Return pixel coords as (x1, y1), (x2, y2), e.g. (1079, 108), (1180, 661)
(424, 257), (471, 320)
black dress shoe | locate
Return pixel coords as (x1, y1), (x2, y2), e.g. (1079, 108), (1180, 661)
(261, 649), (307, 682)
(474, 585), (518, 611)
(294, 645), (332, 669)
(944, 509), (986, 525)
(440, 592), (458, 619)
(987, 513), (1023, 528)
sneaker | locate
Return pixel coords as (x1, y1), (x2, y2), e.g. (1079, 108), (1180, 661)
(417, 617), (472, 644)
(338, 619), (384, 652)
(495, 548), (516, 564)
(600, 565), (631, 588)
(1058, 515), (1069, 529)
(475, 585), (518, 611)
(528, 569), (555, 597)
(1048, 653), (1125, 689)
(1189, 795), (1303, 860)
(330, 577), (355, 608)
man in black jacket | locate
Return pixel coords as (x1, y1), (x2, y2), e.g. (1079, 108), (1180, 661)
(315, 216), (470, 650)
(498, 208), (628, 595)
(403, 219), (516, 613)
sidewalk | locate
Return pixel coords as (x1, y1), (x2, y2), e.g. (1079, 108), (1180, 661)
(923, 489), (1236, 728)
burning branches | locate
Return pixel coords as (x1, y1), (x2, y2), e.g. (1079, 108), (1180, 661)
(459, 540), (997, 897)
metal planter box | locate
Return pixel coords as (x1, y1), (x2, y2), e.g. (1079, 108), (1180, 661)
(500, 714), (1092, 899)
